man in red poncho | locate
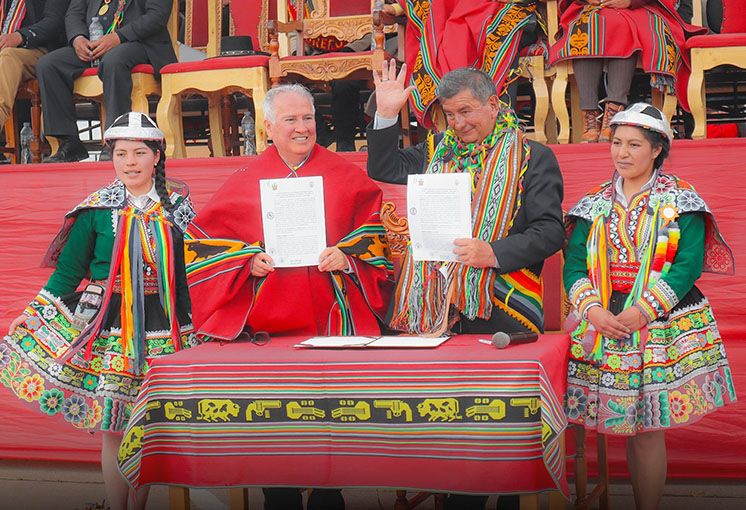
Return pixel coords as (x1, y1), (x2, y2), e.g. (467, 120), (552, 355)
(186, 84), (394, 345)
(185, 83), (393, 510)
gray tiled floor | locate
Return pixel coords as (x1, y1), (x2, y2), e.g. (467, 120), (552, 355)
(1, 459), (745, 509)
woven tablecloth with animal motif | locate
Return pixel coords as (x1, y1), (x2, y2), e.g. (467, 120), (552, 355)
(117, 334), (570, 496)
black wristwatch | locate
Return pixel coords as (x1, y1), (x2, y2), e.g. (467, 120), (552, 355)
(17, 30), (29, 48)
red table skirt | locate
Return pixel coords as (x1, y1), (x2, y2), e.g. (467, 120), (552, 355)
(117, 334), (570, 496)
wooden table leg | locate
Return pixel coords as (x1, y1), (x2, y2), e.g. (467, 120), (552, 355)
(597, 433), (609, 510)
(519, 494), (539, 510)
(169, 486), (190, 510)
(229, 487), (249, 510)
(574, 425), (588, 509)
(549, 490), (571, 510)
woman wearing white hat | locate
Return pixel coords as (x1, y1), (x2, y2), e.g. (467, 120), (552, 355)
(2, 112), (197, 510)
(563, 103), (736, 509)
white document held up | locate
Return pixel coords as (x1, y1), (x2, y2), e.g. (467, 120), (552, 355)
(260, 176), (326, 267)
(407, 173), (472, 261)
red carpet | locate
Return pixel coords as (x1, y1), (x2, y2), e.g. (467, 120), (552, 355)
(0, 139), (744, 478)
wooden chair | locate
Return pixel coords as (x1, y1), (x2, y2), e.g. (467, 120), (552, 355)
(156, 0), (270, 158)
(2, 79), (42, 164)
(516, 0), (560, 144)
(267, 0), (391, 87)
(72, 63), (165, 124)
(686, 0), (746, 139)
(573, 428), (609, 510)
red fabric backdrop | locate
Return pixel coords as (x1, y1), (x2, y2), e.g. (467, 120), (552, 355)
(0, 139), (744, 478)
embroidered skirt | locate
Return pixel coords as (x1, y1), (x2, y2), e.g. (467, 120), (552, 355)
(0, 289), (197, 432)
(565, 287), (736, 435)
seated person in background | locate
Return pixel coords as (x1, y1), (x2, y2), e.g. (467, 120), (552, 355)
(0, 0), (69, 128)
(399, 0), (544, 130)
(549, 0), (704, 143)
(186, 83), (394, 510)
(286, 0), (398, 151)
(38, 0), (177, 162)
(366, 64), (565, 509)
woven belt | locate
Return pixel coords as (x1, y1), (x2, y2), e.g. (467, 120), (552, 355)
(610, 262), (640, 293)
(112, 274), (161, 295)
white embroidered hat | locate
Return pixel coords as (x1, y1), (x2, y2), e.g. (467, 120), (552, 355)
(608, 102), (674, 144)
(104, 112), (164, 142)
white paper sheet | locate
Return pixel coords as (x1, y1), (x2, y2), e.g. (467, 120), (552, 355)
(294, 336), (450, 349)
(367, 336), (450, 348)
(260, 176), (326, 267)
(295, 336), (375, 348)
(407, 173), (472, 261)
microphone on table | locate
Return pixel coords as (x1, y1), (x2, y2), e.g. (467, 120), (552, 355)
(488, 331), (540, 349)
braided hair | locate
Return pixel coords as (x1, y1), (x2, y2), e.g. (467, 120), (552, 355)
(144, 140), (174, 214)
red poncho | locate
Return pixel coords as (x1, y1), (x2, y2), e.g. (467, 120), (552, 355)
(187, 145), (393, 339)
(402, 0), (541, 129)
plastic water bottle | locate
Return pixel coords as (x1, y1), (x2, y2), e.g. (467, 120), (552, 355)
(241, 111), (256, 156)
(371, 0), (384, 50)
(19, 122), (33, 164)
(89, 17), (104, 67)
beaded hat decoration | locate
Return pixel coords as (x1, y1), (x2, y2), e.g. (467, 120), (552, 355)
(608, 102), (674, 144)
(104, 112), (165, 143)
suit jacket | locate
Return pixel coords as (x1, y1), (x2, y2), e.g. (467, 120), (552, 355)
(18, 0), (69, 51)
(65, 0), (176, 72)
(366, 121), (565, 278)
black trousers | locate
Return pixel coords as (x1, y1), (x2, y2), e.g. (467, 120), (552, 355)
(262, 488), (344, 510)
(37, 41), (149, 136)
(330, 80), (363, 145)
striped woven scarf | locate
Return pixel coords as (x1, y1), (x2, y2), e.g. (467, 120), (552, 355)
(391, 111), (537, 335)
(1, 0), (26, 35)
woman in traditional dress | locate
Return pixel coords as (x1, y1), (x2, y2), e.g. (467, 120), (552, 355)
(563, 103), (736, 509)
(549, 0), (704, 143)
(1, 112), (197, 510)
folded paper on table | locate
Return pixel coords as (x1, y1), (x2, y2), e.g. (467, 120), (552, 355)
(295, 336), (450, 349)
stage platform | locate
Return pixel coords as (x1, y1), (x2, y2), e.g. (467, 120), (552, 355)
(0, 138), (744, 480)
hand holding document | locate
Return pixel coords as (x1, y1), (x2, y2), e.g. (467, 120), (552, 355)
(295, 336), (450, 349)
(407, 173), (472, 261)
(260, 176), (326, 267)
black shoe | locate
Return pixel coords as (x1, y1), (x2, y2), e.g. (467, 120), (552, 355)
(43, 139), (89, 163)
(99, 146), (111, 161)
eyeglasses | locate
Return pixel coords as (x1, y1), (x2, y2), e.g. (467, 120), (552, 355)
(231, 330), (271, 346)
